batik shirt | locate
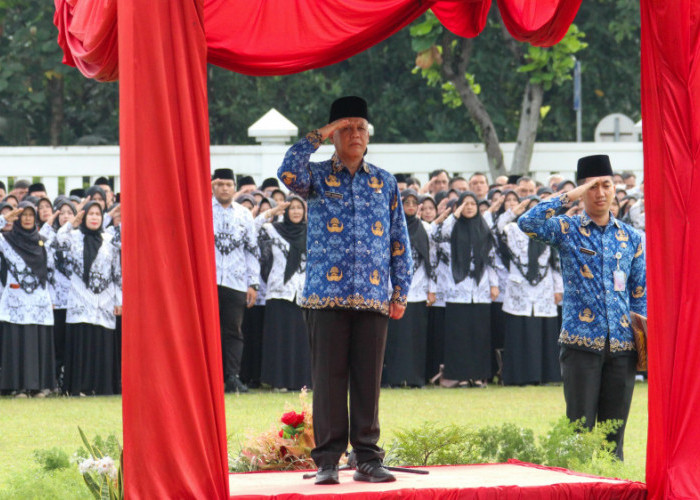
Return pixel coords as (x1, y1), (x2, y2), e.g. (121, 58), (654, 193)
(518, 196), (646, 356)
(212, 198), (260, 293)
(56, 223), (122, 330)
(0, 216), (54, 326)
(278, 136), (412, 316)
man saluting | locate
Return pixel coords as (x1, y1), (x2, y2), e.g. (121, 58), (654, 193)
(518, 155), (646, 460)
(278, 96), (412, 484)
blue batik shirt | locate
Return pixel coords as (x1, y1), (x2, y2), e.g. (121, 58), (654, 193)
(518, 195), (646, 356)
(278, 135), (413, 316)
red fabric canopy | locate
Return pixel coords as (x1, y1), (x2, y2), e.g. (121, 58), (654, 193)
(641, 1), (700, 498)
(54, 0), (580, 81)
(53, 0), (700, 499)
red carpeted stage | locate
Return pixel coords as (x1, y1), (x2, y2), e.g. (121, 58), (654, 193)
(228, 460), (646, 499)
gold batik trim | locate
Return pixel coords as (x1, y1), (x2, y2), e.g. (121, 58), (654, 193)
(559, 330), (636, 353)
(301, 293), (391, 315)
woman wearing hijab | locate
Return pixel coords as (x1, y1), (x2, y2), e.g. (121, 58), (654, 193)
(431, 191), (499, 388)
(425, 197), (458, 382)
(482, 189), (521, 382)
(0, 203), (56, 397)
(3, 194), (19, 209)
(382, 190), (436, 387)
(57, 201), (122, 396)
(496, 196), (563, 385)
(257, 196), (311, 390)
(239, 196), (279, 388)
(36, 197), (53, 226)
(37, 198), (77, 391)
(418, 195), (437, 223)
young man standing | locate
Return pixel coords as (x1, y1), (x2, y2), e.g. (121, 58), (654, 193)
(518, 155), (646, 460)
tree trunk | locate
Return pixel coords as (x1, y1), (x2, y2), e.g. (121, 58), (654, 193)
(442, 37), (506, 180)
(48, 75), (64, 146)
(510, 81), (544, 176)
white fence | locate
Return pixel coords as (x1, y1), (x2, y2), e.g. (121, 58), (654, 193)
(0, 141), (643, 200)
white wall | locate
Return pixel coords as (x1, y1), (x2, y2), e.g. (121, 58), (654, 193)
(0, 141), (643, 199)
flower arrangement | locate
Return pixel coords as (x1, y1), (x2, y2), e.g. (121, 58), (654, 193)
(237, 388), (316, 471)
(76, 427), (124, 500)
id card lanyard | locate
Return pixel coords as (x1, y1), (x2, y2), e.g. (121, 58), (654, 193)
(613, 252), (626, 291)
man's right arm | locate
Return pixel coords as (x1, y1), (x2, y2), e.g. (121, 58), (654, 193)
(277, 134), (320, 199)
(517, 197), (565, 247)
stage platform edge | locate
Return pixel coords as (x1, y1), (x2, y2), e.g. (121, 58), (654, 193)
(229, 459), (646, 499)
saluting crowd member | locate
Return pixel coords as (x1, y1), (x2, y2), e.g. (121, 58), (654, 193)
(518, 155), (646, 460)
(211, 168), (260, 394)
(40, 198), (78, 390)
(278, 96), (412, 485)
(383, 189), (436, 388)
(431, 191), (499, 388)
(257, 195), (311, 391)
(497, 196), (563, 385)
(57, 201), (122, 396)
(0, 204), (55, 397)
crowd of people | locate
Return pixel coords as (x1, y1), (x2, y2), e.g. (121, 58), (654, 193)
(0, 178), (121, 397)
(0, 166), (646, 398)
(212, 166), (646, 394)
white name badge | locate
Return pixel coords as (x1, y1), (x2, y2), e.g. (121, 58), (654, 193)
(613, 270), (626, 291)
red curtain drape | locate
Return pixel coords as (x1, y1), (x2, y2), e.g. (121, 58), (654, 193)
(54, 0), (580, 82)
(118, 0), (229, 498)
(641, 1), (700, 499)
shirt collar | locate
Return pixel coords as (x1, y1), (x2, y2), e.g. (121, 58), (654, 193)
(581, 210), (620, 229)
(331, 153), (370, 175)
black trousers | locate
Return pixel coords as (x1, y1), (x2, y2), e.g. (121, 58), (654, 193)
(217, 286), (247, 381)
(560, 344), (637, 460)
(305, 308), (389, 467)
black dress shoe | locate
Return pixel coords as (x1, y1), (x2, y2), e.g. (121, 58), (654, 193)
(353, 460), (396, 483)
(225, 376), (249, 393)
(315, 465), (339, 485)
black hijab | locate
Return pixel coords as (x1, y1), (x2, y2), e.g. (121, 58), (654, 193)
(520, 197), (548, 284)
(37, 197), (53, 224)
(3, 202), (49, 286)
(79, 201), (104, 286)
(86, 185), (107, 204)
(402, 190), (431, 276)
(450, 192), (493, 284)
(52, 200), (77, 277)
(272, 196), (307, 283)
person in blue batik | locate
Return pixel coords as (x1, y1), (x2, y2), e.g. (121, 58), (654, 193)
(278, 96), (412, 485)
(518, 155), (646, 461)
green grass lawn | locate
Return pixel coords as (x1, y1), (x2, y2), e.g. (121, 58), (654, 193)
(0, 383), (648, 497)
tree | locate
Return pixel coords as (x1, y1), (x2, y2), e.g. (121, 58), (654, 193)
(411, 7), (587, 179)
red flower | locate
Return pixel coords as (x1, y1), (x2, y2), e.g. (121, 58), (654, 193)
(279, 430), (284, 438)
(281, 411), (305, 428)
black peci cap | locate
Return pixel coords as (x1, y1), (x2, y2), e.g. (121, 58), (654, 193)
(576, 155), (613, 182)
(329, 96), (369, 123)
(212, 168), (234, 181)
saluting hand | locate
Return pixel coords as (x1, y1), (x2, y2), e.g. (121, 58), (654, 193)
(46, 209), (61, 226)
(453, 197), (470, 219)
(433, 207), (452, 225)
(109, 205), (121, 226)
(512, 199), (531, 216)
(72, 210), (85, 228)
(4, 207), (24, 224)
(488, 196), (504, 213)
(265, 201), (290, 219)
(317, 119), (351, 141)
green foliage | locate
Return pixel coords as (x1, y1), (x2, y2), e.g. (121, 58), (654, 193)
(75, 428), (123, 500)
(385, 417), (623, 478)
(33, 448), (70, 472)
(0, 468), (91, 500)
(517, 25), (587, 91)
